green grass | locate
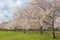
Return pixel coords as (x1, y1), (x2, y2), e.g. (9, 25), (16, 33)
(0, 31), (60, 40)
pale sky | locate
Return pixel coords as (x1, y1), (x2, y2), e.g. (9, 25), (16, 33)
(47, 0), (53, 2)
(0, 0), (29, 23)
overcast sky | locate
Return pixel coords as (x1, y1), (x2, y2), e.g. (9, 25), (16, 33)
(0, 0), (28, 23)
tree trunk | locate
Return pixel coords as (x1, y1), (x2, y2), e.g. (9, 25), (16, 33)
(52, 13), (56, 38)
(23, 29), (26, 33)
(40, 26), (43, 34)
(52, 22), (56, 38)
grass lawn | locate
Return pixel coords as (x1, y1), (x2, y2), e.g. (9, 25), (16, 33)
(0, 31), (60, 40)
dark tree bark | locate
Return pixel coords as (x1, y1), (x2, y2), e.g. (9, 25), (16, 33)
(23, 29), (26, 33)
(40, 26), (43, 34)
(52, 13), (56, 38)
(52, 24), (56, 38)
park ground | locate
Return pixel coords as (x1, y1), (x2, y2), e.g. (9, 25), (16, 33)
(0, 31), (60, 40)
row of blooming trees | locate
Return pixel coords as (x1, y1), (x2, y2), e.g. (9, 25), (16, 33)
(0, 0), (60, 39)
(12, 0), (60, 38)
